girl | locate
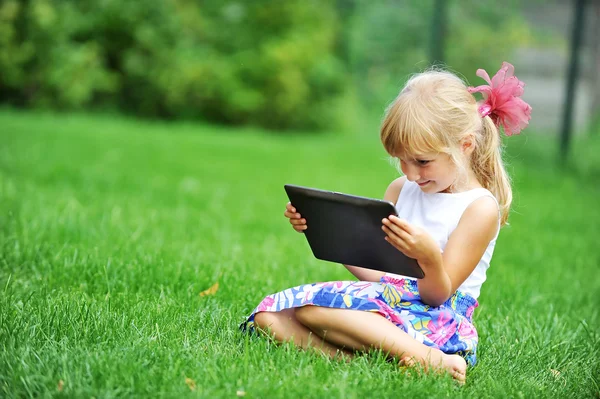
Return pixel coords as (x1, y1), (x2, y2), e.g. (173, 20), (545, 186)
(240, 62), (531, 382)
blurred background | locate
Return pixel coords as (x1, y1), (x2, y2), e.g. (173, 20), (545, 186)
(1, 0), (598, 138)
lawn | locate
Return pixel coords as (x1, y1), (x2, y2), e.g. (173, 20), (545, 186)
(1, 109), (599, 398)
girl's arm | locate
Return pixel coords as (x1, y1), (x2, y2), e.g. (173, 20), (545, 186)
(343, 177), (407, 282)
(342, 265), (385, 282)
(382, 195), (499, 306)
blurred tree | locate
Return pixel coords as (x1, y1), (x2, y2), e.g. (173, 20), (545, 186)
(560, 0), (587, 160)
(335, 0), (357, 65)
(349, 1), (432, 107)
(0, 0), (118, 108)
(0, 0), (348, 130)
(347, 0), (532, 108)
(591, 1), (600, 134)
(445, 0), (533, 88)
(430, 0), (448, 64)
(0, 0), (539, 131)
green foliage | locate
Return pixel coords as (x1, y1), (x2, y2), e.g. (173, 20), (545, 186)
(0, 0), (542, 130)
(445, 0), (534, 85)
(348, 0), (533, 106)
(0, 0), (347, 130)
(0, 0), (118, 108)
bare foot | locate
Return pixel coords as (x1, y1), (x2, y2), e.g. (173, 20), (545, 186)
(440, 354), (467, 383)
(397, 353), (466, 384)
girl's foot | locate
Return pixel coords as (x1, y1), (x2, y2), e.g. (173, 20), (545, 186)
(398, 353), (466, 383)
(442, 354), (467, 383)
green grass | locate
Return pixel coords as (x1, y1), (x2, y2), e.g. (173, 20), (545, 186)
(1, 109), (599, 398)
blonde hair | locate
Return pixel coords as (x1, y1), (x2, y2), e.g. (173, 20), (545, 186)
(380, 69), (512, 226)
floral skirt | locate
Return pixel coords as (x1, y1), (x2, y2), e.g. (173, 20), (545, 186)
(240, 276), (480, 366)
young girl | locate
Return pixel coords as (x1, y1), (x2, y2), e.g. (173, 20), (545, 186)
(240, 62), (531, 382)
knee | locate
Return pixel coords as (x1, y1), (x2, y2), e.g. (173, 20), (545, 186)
(295, 306), (327, 328)
(254, 311), (275, 330)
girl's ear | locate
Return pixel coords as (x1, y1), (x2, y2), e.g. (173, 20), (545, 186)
(461, 136), (476, 156)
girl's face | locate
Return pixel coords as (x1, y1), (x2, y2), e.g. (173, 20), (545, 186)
(398, 152), (460, 194)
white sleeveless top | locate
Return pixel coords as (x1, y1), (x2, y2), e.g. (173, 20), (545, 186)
(388, 180), (500, 299)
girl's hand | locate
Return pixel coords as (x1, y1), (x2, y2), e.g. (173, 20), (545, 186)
(284, 202), (307, 233)
(382, 215), (440, 266)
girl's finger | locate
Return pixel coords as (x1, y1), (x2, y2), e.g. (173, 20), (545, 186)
(382, 219), (412, 240)
(382, 226), (406, 248)
(382, 225), (397, 238)
(284, 211), (302, 219)
(284, 210), (295, 218)
(388, 216), (414, 234)
(385, 227), (414, 255)
(383, 228), (408, 251)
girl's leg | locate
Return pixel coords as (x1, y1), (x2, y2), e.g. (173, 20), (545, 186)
(253, 309), (353, 360)
(295, 306), (467, 382)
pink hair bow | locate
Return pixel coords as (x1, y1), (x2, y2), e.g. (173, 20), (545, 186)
(468, 62), (532, 136)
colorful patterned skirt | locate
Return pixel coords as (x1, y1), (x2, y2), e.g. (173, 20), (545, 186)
(240, 275), (480, 366)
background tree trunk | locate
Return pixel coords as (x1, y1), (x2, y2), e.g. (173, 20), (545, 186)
(430, 0), (448, 65)
(560, 0), (587, 160)
(590, 1), (600, 133)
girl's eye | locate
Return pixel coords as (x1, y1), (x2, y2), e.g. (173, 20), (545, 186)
(416, 160), (431, 165)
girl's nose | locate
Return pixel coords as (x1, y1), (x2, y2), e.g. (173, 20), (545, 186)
(404, 164), (420, 182)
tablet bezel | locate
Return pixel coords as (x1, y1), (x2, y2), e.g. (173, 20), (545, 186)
(284, 184), (425, 278)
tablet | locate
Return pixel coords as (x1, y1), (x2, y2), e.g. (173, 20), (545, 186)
(284, 184), (424, 278)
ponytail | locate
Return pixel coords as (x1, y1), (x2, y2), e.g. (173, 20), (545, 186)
(466, 61), (531, 226)
(471, 116), (512, 226)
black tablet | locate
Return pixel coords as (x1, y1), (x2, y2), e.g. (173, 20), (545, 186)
(284, 184), (424, 278)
